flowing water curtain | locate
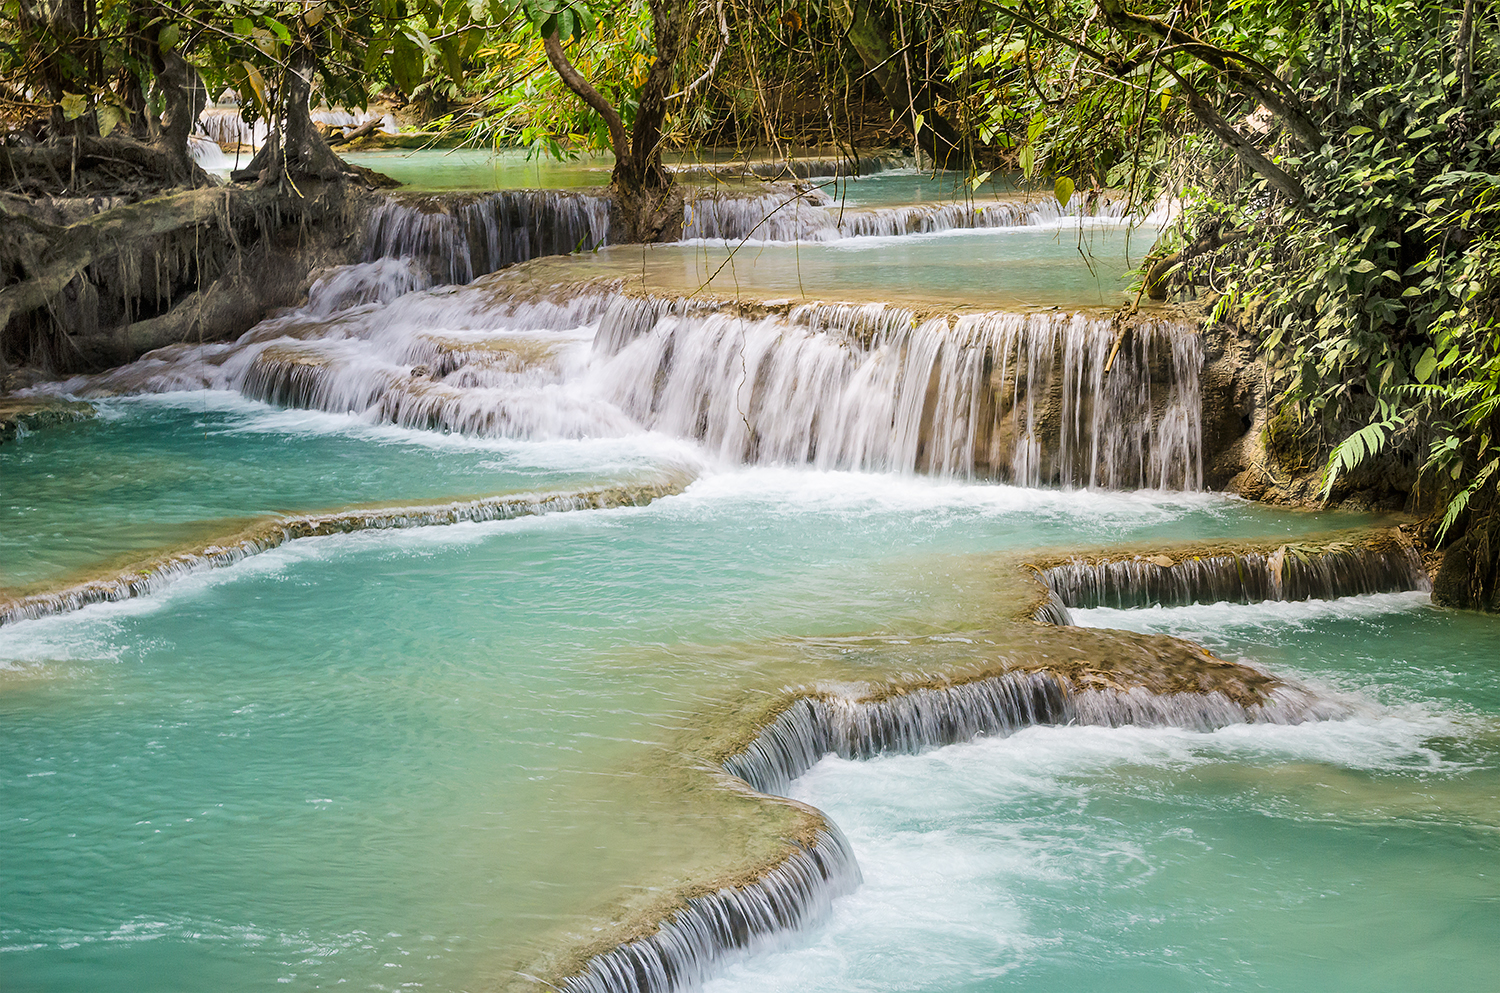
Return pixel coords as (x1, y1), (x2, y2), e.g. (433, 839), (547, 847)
(594, 300), (1203, 486)
(363, 191), (613, 285)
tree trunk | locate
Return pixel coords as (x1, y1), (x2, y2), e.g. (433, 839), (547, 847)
(830, 0), (965, 166)
(233, 47), (345, 185)
(543, 32), (631, 169)
(540, 0), (697, 240)
(1456, 0), (1477, 99)
(153, 49), (204, 184)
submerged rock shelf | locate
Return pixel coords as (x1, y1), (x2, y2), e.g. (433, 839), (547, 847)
(0, 474), (690, 626)
(527, 612), (1348, 993)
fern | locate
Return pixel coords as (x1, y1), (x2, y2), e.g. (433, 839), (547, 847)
(1321, 416), (1404, 500)
(1437, 456), (1500, 543)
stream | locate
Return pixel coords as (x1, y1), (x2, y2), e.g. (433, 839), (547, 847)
(3, 155), (1496, 993)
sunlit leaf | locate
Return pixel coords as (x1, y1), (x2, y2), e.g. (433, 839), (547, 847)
(1054, 176), (1074, 209)
(96, 102), (123, 137)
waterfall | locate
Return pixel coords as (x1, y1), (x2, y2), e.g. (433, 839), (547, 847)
(187, 135), (232, 172)
(54, 283), (1204, 489)
(555, 660), (1340, 993)
(1037, 533), (1431, 609)
(723, 671), (1345, 799)
(304, 258), (434, 316)
(681, 191), (1129, 243)
(558, 827), (861, 993)
(196, 106), (391, 148)
(596, 300), (1201, 487)
(0, 476), (689, 627)
(196, 107), (268, 147)
(363, 191), (613, 285)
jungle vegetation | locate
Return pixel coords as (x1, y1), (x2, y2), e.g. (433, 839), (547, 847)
(1, 0), (1498, 599)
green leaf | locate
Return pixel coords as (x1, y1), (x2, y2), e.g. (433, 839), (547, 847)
(1053, 176), (1074, 209)
(1347, 125), (1373, 136)
(1027, 110), (1045, 143)
(391, 32), (421, 94)
(261, 16), (291, 42)
(1322, 416), (1402, 499)
(912, 112), (925, 139)
(158, 23), (180, 52)
(969, 169), (993, 191)
(96, 102), (123, 137)
(438, 36), (464, 81)
(59, 92), (86, 121)
(1018, 144), (1035, 180)
(1414, 348), (1438, 383)
(1350, 259), (1377, 273)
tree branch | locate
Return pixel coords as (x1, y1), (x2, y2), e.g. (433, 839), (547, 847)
(1168, 69), (1306, 203)
(1093, 0), (1324, 149)
(542, 30), (629, 165)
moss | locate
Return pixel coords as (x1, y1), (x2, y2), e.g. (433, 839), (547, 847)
(1264, 404), (1321, 474)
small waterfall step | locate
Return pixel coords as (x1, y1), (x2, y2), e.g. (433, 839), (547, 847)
(682, 189), (1130, 243)
(1032, 529), (1432, 609)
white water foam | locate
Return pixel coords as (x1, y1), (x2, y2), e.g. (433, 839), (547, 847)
(103, 390), (707, 475)
(701, 706), (1475, 993)
(1072, 590), (1437, 638)
(39, 281), (1204, 489)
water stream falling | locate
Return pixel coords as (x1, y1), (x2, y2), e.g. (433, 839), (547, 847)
(46, 265), (1201, 489)
(5, 165), (1494, 993)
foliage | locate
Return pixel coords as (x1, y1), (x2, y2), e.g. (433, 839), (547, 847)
(1157, 1), (1500, 540)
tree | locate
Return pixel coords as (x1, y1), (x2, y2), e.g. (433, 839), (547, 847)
(830, 0), (968, 166)
(524, 0), (704, 238)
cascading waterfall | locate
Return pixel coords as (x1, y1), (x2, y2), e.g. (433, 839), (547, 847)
(1038, 535), (1431, 609)
(195, 106), (392, 148)
(0, 476), (689, 627)
(49, 278), (1204, 489)
(561, 662), (1342, 993)
(598, 299), (1201, 487)
(196, 107), (268, 147)
(681, 190), (1129, 243)
(722, 673), (1342, 798)
(364, 191), (612, 285)
(558, 827), (861, 993)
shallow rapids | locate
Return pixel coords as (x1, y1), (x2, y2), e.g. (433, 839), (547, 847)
(702, 593), (1500, 993)
(5, 166), (1496, 993)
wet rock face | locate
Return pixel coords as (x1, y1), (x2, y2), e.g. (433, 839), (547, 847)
(0, 397), (94, 444)
(1199, 319), (1266, 490)
(1432, 519), (1500, 611)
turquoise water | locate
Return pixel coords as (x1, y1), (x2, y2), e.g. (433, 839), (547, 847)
(808, 168), (1024, 208)
(0, 393), (685, 590)
(0, 448), (1379, 992)
(335, 149), (1013, 204)
(4, 163), (1493, 993)
(342, 148), (617, 190)
(534, 221), (1155, 310)
(703, 593), (1500, 992)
